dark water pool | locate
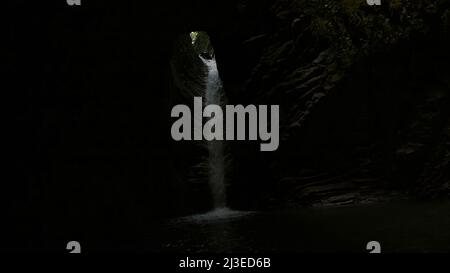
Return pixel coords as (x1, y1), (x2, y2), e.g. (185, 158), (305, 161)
(149, 201), (450, 253)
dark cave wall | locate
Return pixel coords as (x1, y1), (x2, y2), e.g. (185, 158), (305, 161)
(8, 2), (174, 250)
(210, 0), (450, 208)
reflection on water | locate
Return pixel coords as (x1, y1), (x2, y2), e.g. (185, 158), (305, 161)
(151, 201), (450, 253)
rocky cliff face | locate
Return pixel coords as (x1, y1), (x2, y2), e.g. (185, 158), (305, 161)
(209, 0), (450, 208)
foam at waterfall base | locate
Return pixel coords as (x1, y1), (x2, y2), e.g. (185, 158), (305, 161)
(172, 208), (254, 224)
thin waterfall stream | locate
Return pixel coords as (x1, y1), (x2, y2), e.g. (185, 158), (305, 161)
(201, 56), (227, 210)
(172, 55), (253, 222)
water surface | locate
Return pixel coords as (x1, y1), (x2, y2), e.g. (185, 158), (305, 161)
(151, 201), (450, 253)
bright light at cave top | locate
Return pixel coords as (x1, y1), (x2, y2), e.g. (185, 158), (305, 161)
(190, 32), (199, 44)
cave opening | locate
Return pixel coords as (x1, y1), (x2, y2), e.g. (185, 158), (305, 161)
(189, 31), (215, 59)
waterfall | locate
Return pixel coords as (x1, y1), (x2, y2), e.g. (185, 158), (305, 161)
(201, 56), (227, 209)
